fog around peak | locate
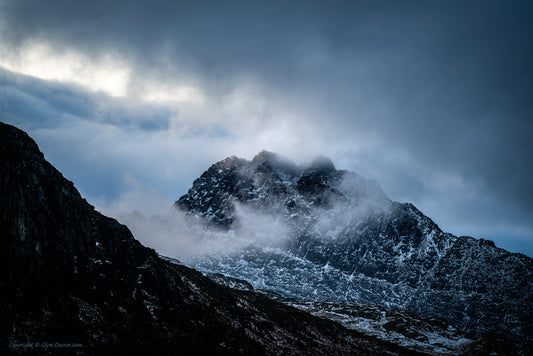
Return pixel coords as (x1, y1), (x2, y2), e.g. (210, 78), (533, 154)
(94, 154), (398, 261)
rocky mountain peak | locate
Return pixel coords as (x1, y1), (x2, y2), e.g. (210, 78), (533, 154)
(306, 155), (336, 173)
(176, 151), (388, 224)
(251, 150), (300, 178)
(251, 150), (279, 164)
(177, 150), (533, 344)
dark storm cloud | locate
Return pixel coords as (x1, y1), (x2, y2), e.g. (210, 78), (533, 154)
(1, 0), (532, 254)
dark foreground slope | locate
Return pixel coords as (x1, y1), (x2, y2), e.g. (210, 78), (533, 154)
(0, 122), (416, 355)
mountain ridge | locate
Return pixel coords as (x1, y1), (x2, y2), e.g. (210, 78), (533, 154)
(174, 150), (533, 343)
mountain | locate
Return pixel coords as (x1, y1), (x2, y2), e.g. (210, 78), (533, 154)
(0, 122), (419, 355)
(175, 151), (533, 344)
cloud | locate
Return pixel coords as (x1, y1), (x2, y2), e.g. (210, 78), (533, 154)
(100, 185), (292, 259)
(0, 41), (130, 96)
(0, 1), (532, 256)
(94, 175), (173, 217)
(0, 67), (331, 200)
(0, 40), (204, 104)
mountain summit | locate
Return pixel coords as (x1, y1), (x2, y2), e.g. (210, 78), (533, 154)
(177, 151), (389, 227)
(175, 151), (533, 343)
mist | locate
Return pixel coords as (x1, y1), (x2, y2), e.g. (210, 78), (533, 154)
(98, 184), (293, 261)
(95, 155), (400, 264)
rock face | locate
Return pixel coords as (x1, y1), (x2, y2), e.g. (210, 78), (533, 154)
(175, 151), (533, 343)
(0, 123), (416, 355)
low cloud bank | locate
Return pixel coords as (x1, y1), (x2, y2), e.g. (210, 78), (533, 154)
(96, 166), (399, 261)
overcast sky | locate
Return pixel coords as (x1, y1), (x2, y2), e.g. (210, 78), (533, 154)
(1, 0), (532, 256)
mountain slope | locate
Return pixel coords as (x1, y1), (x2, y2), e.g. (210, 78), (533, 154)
(0, 122), (417, 355)
(175, 151), (533, 343)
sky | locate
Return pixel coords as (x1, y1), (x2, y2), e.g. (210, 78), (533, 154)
(0, 0), (532, 256)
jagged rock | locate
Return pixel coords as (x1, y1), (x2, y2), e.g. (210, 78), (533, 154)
(175, 151), (533, 345)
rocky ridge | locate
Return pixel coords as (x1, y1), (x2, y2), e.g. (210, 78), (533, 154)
(175, 151), (533, 344)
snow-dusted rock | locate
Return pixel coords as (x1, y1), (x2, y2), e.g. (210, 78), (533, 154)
(175, 151), (533, 343)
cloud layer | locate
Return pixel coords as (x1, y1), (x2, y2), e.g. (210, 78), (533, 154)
(0, 0), (532, 256)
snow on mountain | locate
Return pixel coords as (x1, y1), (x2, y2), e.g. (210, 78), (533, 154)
(173, 151), (533, 344)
